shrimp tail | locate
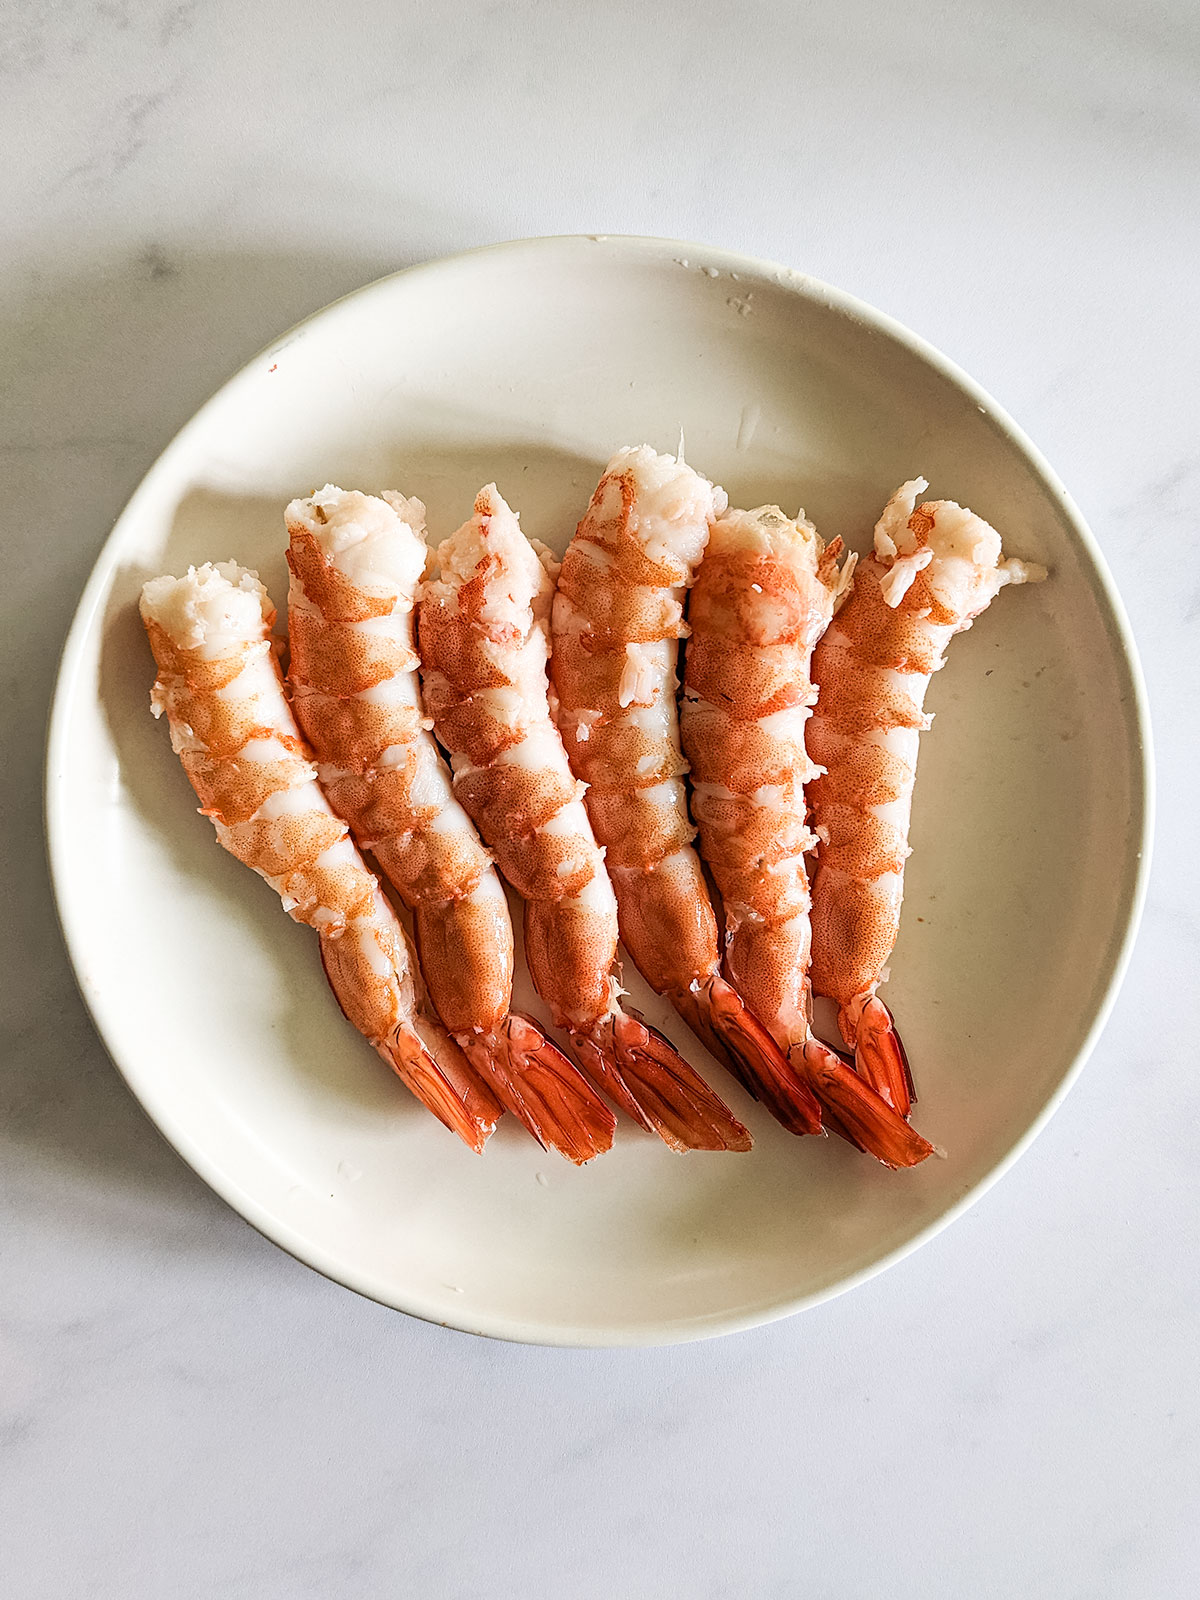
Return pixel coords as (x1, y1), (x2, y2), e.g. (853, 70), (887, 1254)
(571, 1011), (753, 1154)
(319, 939), (500, 1153)
(674, 976), (823, 1137)
(847, 995), (916, 1118)
(800, 1037), (934, 1169)
(459, 1015), (616, 1165)
(377, 1023), (500, 1154)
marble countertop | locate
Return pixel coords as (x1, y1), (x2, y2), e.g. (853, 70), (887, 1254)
(3, 3), (1196, 1594)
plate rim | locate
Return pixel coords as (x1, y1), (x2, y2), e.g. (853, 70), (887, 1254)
(43, 233), (1155, 1346)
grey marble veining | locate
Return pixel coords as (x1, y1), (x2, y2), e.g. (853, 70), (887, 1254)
(2, 2), (1197, 1595)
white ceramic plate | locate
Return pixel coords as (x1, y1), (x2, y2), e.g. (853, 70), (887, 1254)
(47, 236), (1150, 1345)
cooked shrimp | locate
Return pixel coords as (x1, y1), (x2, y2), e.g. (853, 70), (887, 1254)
(418, 484), (752, 1154)
(808, 479), (1047, 1115)
(551, 447), (823, 1136)
(284, 486), (614, 1164)
(682, 504), (933, 1167)
(140, 560), (500, 1152)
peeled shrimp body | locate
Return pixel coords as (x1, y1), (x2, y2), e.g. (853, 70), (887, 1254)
(418, 484), (751, 1154)
(284, 486), (614, 1164)
(807, 479), (1047, 1115)
(551, 447), (822, 1135)
(140, 561), (500, 1151)
(682, 504), (933, 1167)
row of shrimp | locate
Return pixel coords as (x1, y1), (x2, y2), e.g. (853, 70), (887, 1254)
(141, 445), (1043, 1167)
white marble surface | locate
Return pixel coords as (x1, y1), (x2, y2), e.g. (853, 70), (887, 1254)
(2, 2), (1196, 1594)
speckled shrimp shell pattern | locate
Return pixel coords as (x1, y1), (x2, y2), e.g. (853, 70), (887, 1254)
(139, 560), (500, 1151)
(682, 505), (934, 1167)
(551, 447), (824, 1135)
(807, 478), (1046, 1115)
(418, 483), (752, 1154)
(284, 485), (614, 1164)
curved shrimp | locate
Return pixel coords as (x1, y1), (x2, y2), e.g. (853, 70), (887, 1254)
(550, 447), (822, 1136)
(682, 504), (934, 1167)
(808, 479), (1047, 1114)
(418, 485), (752, 1154)
(284, 486), (615, 1165)
(140, 561), (500, 1151)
